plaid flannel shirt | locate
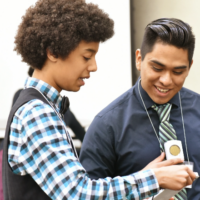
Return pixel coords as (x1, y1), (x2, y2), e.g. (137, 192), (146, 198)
(8, 77), (160, 200)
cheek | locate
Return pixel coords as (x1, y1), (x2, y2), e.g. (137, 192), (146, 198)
(141, 68), (157, 84)
(173, 75), (188, 88)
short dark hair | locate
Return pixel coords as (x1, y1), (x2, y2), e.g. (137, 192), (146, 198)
(14, 0), (114, 69)
(140, 18), (195, 66)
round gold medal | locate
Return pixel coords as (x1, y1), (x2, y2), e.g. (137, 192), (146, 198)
(170, 145), (180, 156)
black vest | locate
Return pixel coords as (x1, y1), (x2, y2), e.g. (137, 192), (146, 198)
(3, 88), (52, 200)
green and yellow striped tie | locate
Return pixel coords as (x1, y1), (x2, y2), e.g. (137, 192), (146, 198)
(152, 103), (187, 200)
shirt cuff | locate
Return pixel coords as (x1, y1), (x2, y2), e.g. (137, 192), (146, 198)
(133, 169), (160, 199)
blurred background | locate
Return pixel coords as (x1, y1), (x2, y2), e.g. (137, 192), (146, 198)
(0, 0), (200, 142)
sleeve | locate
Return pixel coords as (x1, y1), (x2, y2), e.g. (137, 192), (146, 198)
(9, 103), (160, 200)
(80, 115), (117, 179)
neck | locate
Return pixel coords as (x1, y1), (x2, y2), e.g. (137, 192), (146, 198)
(32, 66), (62, 93)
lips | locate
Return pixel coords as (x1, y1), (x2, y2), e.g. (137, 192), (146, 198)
(79, 76), (90, 80)
(155, 86), (170, 93)
(78, 76), (90, 86)
(79, 77), (89, 81)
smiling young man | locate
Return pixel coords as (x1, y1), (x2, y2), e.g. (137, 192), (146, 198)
(3, 2), (182, 200)
(80, 18), (200, 199)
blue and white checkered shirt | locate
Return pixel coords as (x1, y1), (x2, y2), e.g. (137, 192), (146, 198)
(8, 77), (160, 200)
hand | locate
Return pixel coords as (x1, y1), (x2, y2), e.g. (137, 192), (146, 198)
(141, 152), (182, 171)
(154, 165), (196, 190)
(142, 153), (196, 190)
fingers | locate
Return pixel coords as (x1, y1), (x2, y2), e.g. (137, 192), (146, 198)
(154, 165), (195, 190)
(150, 152), (165, 164)
(180, 166), (196, 186)
(140, 153), (166, 171)
(173, 166), (195, 187)
(185, 166), (196, 181)
(186, 175), (193, 186)
(156, 157), (184, 168)
(184, 166), (196, 186)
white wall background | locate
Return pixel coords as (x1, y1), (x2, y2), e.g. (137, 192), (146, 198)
(133, 0), (200, 94)
(0, 0), (132, 125)
(0, 0), (38, 125)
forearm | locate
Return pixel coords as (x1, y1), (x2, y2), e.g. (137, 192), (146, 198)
(49, 168), (159, 200)
(10, 137), (159, 200)
(36, 161), (159, 200)
(32, 147), (159, 199)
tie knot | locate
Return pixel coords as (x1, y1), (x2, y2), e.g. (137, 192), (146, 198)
(152, 103), (172, 122)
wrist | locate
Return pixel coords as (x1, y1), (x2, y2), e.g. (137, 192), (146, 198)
(153, 168), (164, 188)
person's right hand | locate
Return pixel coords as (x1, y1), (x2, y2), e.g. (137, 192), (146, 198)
(142, 153), (196, 190)
(154, 164), (196, 190)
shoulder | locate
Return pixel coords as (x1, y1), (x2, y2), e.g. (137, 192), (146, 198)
(96, 86), (136, 118)
(181, 87), (200, 100)
(15, 99), (54, 121)
(12, 98), (63, 140)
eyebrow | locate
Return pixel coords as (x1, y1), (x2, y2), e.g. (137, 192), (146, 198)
(85, 49), (96, 53)
(150, 60), (188, 69)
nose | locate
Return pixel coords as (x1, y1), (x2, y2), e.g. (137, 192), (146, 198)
(88, 59), (97, 72)
(159, 71), (172, 86)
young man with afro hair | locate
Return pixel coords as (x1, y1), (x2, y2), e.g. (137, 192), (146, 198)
(3, 1), (186, 200)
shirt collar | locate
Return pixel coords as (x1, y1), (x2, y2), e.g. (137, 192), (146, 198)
(24, 77), (62, 109)
(135, 78), (179, 109)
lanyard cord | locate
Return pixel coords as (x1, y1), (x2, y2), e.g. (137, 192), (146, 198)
(137, 79), (190, 162)
(27, 86), (79, 160)
(137, 80), (163, 153)
(179, 92), (190, 163)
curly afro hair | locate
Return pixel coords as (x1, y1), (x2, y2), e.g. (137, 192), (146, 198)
(14, 0), (114, 69)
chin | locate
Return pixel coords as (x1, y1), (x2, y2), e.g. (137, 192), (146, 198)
(153, 98), (170, 105)
(63, 87), (80, 92)
(72, 87), (81, 92)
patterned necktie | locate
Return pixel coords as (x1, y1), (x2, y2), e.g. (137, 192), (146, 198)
(152, 103), (187, 200)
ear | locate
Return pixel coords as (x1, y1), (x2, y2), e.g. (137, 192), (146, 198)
(46, 48), (57, 62)
(135, 49), (142, 71)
